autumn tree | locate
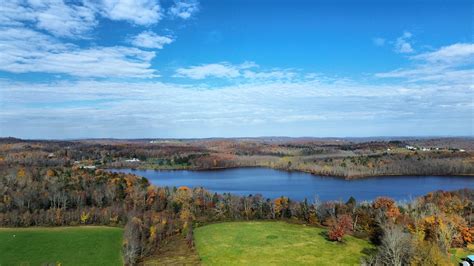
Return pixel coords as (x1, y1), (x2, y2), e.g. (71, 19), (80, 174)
(328, 214), (353, 242)
(373, 197), (400, 219)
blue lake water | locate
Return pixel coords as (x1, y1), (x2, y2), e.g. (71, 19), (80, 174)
(108, 168), (474, 201)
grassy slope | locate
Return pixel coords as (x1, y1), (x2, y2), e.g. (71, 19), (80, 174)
(0, 226), (123, 266)
(195, 221), (373, 266)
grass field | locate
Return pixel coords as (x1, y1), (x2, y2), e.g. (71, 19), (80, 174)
(0, 226), (123, 266)
(194, 221), (373, 265)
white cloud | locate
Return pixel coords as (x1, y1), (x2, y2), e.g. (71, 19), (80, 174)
(0, 0), (182, 78)
(239, 61), (259, 69)
(31, 0), (97, 38)
(372, 37), (386, 46)
(130, 31), (174, 49)
(0, 0), (164, 38)
(169, 0), (199, 19)
(376, 66), (474, 84)
(1, 75), (471, 138)
(0, 1), (36, 27)
(1, 0), (97, 38)
(376, 42), (474, 84)
(174, 62), (299, 81)
(174, 62), (243, 79)
(0, 0), (175, 78)
(91, 0), (162, 25)
(242, 70), (297, 80)
(412, 43), (474, 64)
(394, 31), (414, 53)
(0, 27), (157, 78)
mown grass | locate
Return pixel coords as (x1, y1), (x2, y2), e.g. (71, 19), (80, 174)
(0, 226), (123, 266)
(194, 221), (373, 265)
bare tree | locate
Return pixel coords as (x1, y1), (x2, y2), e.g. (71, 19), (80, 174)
(123, 217), (143, 265)
(375, 222), (412, 266)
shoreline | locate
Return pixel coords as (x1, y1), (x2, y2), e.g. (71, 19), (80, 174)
(104, 165), (474, 180)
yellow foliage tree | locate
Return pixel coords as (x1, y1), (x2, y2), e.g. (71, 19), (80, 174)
(17, 168), (26, 178)
(410, 240), (451, 266)
(274, 197), (289, 217)
(46, 169), (56, 177)
(149, 225), (157, 242)
(80, 211), (90, 224)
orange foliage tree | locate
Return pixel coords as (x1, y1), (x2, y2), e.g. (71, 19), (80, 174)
(373, 197), (400, 219)
(328, 214), (353, 242)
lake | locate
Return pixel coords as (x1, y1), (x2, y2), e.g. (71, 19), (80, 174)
(108, 168), (474, 201)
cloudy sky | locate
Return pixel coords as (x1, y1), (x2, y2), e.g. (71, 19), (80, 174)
(0, 0), (473, 138)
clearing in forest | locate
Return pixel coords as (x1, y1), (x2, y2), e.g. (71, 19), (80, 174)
(194, 221), (373, 265)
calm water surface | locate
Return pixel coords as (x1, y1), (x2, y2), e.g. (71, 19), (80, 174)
(109, 168), (473, 201)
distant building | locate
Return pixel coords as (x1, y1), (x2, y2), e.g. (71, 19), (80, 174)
(405, 145), (416, 150)
(82, 165), (96, 169)
(125, 158), (141, 162)
(150, 140), (172, 144)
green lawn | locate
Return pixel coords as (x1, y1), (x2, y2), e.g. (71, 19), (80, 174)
(194, 221), (374, 265)
(0, 226), (123, 266)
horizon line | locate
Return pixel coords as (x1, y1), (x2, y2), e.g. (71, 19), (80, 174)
(1, 135), (473, 141)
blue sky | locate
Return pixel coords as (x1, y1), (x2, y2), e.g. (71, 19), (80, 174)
(0, 0), (473, 138)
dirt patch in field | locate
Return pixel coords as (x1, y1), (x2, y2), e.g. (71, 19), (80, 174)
(140, 235), (201, 265)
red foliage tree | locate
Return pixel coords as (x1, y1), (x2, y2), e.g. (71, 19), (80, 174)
(328, 214), (353, 242)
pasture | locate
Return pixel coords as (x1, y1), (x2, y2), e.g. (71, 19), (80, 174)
(0, 226), (123, 266)
(194, 221), (373, 265)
